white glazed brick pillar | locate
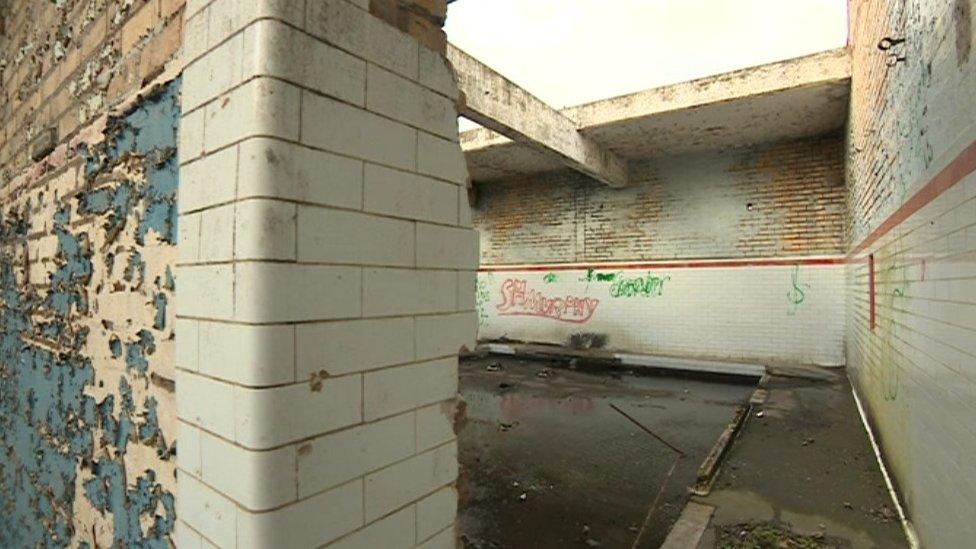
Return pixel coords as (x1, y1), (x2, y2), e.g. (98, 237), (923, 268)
(175, 0), (475, 547)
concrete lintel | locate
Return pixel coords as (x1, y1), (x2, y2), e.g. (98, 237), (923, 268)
(448, 44), (630, 188)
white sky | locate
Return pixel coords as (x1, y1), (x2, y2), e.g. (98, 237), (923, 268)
(446, 0), (848, 119)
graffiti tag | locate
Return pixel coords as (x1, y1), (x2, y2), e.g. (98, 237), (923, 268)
(786, 264), (810, 315)
(475, 274), (492, 327)
(877, 256), (909, 402)
(496, 278), (600, 323)
(580, 269), (617, 283)
(609, 273), (670, 298)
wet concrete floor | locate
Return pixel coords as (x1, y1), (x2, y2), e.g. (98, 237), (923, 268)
(458, 355), (756, 548)
(694, 373), (908, 548)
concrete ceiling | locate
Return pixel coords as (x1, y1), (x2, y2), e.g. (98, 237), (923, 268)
(461, 48), (851, 183)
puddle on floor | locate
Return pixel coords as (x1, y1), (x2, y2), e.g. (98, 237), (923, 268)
(458, 355), (756, 548)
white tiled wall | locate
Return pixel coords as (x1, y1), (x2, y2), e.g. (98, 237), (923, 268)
(846, 1), (976, 545)
(846, 134), (976, 547)
(477, 261), (846, 366)
(176, 1), (473, 546)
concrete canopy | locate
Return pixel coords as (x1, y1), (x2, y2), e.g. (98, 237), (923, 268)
(459, 47), (851, 183)
(449, 44), (631, 187)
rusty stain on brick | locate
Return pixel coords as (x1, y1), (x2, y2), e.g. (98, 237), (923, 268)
(309, 369), (331, 392)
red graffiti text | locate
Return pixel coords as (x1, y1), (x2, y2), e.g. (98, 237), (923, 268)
(496, 279), (600, 323)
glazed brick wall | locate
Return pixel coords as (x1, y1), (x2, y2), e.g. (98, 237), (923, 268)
(472, 135), (846, 265)
(175, 0), (469, 547)
(846, 0), (976, 547)
(477, 263), (846, 366)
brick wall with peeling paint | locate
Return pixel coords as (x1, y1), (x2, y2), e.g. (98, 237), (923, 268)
(473, 135), (846, 265)
(846, 1), (976, 546)
(0, 0), (184, 546)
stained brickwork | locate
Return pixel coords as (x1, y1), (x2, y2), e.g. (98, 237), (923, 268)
(0, 0), (183, 186)
(846, 0), (976, 546)
(473, 135), (845, 265)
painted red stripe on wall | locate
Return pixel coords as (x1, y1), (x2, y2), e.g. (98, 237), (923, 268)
(479, 257), (845, 273)
(848, 139), (976, 259)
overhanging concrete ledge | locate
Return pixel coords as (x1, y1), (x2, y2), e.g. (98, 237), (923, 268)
(462, 48), (851, 182)
(448, 44), (631, 187)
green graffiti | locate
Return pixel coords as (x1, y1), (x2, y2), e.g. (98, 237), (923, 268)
(608, 272), (670, 298)
(580, 269), (617, 283)
(475, 274), (493, 327)
(786, 264), (811, 315)
(543, 272), (558, 284)
(876, 255), (909, 402)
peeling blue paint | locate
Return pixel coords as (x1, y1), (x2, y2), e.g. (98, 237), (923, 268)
(83, 464), (173, 548)
(124, 329), (155, 375)
(124, 250), (145, 285)
(0, 78), (180, 547)
(153, 292), (167, 330)
(164, 266), (175, 291)
(1, 204), (97, 545)
(109, 336), (123, 358)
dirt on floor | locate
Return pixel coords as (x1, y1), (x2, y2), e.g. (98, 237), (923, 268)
(715, 521), (851, 548)
(457, 354), (907, 549)
(694, 373), (908, 549)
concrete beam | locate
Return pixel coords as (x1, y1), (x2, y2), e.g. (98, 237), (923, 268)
(447, 44), (630, 188)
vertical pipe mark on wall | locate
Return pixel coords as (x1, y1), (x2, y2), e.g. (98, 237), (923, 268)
(869, 253), (876, 331)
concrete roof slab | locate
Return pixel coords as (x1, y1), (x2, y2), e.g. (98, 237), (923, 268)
(461, 48), (851, 183)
